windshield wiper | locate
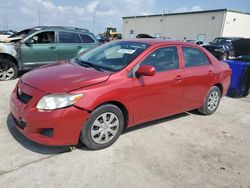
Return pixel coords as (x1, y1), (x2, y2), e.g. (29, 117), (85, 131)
(76, 59), (103, 71)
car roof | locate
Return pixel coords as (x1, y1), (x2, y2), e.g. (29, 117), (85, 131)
(32, 26), (90, 33)
(214, 37), (243, 40)
(118, 38), (198, 47)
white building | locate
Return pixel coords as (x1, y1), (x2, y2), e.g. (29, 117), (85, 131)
(122, 9), (250, 42)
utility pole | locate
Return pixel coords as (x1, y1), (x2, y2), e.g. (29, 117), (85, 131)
(38, 7), (41, 26)
(92, 8), (96, 34)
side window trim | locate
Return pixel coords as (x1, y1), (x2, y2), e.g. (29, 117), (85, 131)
(181, 46), (211, 68)
(128, 45), (181, 78)
(25, 31), (56, 44)
(58, 31), (81, 43)
(139, 46), (180, 72)
(79, 33), (96, 43)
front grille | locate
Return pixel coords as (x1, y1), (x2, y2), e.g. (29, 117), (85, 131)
(11, 113), (27, 129)
(17, 88), (32, 104)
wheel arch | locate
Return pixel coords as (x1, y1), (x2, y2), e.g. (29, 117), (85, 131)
(93, 100), (129, 129)
(0, 53), (19, 69)
(214, 83), (223, 95)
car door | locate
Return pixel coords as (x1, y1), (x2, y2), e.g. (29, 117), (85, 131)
(56, 31), (83, 60)
(130, 46), (183, 125)
(180, 46), (214, 111)
(21, 31), (57, 67)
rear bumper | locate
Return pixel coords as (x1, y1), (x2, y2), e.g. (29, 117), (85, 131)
(10, 83), (89, 146)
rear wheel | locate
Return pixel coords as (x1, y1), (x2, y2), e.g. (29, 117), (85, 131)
(198, 86), (221, 115)
(80, 104), (124, 150)
(0, 59), (18, 81)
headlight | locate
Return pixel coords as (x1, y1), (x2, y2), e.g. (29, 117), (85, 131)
(36, 94), (83, 110)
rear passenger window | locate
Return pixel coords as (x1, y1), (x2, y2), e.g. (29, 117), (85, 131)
(58, 31), (81, 43)
(140, 46), (179, 72)
(182, 47), (210, 67)
(80, 34), (95, 43)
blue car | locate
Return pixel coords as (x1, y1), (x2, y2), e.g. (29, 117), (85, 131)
(225, 39), (250, 97)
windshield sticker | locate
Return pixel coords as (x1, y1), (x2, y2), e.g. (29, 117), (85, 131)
(118, 49), (136, 54)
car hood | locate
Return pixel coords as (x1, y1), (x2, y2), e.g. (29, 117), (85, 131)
(202, 44), (226, 50)
(232, 38), (250, 57)
(21, 60), (112, 93)
(0, 37), (22, 43)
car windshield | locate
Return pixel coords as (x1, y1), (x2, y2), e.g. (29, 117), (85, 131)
(211, 38), (232, 46)
(76, 41), (150, 72)
(8, 29), (32, 38)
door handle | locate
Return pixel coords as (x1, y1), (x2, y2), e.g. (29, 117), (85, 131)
(175, 75), (182, 81)
(77, 46), (83, 49)
(48, 46), (56, 50)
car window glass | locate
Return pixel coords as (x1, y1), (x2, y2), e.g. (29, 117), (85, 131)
(80, 34), (95, 43)
(182, 47), (210, 67)
(58, 31), (81, 43)
(31, 31), (55, 44)
(78, 41), (149, 72)
(140, 46), (179, 72)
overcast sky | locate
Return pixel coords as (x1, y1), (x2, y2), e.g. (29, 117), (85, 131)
(0, 0), (249, 34)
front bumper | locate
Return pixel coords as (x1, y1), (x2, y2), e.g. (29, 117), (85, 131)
(10, 81), (89, 146)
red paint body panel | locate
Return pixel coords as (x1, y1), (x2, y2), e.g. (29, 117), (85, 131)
(21, 60), (111, 93)
(10, 39), (231, 146)
(10, 82), (89, 146)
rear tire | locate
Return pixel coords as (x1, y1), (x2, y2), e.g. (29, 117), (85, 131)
(198, 86), (221, 115)
(80, 104), (124, 150)
(0, 59), (18, 81)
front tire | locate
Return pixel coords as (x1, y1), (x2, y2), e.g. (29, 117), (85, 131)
(0, 59), (18, 81)
(198, 86), (221, 115)
(80, 104), (124, 150)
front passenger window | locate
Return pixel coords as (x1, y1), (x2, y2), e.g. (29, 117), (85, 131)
(140, 46), (179, 72)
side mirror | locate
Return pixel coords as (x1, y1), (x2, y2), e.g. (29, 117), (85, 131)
(25, 39), (35, 46)
(136, 65), (156, 77)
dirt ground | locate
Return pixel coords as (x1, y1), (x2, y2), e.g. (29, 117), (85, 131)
(0, 79), (250, 188)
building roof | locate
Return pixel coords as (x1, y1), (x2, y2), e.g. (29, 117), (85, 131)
(122, 8), (250, 19)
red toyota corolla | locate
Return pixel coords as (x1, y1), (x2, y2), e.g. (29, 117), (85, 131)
(10, 39), (231, 150)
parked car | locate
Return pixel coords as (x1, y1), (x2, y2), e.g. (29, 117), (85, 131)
(203, 37), (242, 60)
(0, 28), (35, 43)
(225, 38), (250, 97)
(0, 26), (99, 80)
(186, 39), (204, 45)
(0, 31), (15, 42)
(10, 39), (231, 150)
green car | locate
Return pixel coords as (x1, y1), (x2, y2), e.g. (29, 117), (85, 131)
(0, 26), (99, 80)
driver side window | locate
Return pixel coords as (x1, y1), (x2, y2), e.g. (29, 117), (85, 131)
(31, 31), (55, 44)
(140, 46), (179, 72)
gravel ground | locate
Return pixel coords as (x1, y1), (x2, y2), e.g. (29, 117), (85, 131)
(0, 78), (250, 188)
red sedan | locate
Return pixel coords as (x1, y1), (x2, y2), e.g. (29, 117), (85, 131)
(10, 39), (231, 150)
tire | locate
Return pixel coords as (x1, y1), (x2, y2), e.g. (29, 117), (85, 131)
(242, 91), (249, 97)
(0, 59), (18, 81)
(221, 52), (229, 61)
(198, 86), (221, 115)
(80, 104), (124, 150)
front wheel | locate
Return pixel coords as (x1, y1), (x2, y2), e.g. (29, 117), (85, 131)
(198, 86), (221, 115)
(80, 104), (124, 150)
(0, 59), (18, 81)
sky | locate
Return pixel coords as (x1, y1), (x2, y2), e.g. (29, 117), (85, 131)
(0, 0), (249, 34)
